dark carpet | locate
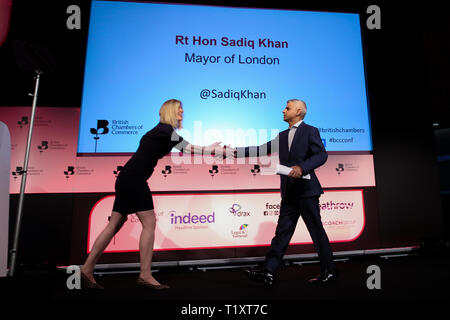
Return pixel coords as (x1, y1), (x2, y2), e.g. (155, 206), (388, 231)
(2, 251), (449, 316)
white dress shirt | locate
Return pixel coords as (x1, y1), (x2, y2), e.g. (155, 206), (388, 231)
(288, 120), (303, 151)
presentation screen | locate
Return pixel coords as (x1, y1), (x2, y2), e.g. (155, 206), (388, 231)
(77, 1), (372, 154)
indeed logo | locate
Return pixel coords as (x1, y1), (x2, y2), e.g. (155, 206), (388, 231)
(170, 212), (215, 224)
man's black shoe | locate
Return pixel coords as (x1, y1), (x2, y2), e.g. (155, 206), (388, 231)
(244, 268), (275, 286)
(307, 269), (338, 284)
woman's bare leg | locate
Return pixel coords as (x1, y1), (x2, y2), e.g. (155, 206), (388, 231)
(136, 209), (160, 285)
(80, 211), (127, 282)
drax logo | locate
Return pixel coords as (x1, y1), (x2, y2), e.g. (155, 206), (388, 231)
(64, 166), (75, 180)
(229, 203), (250, 217)
(18, 116), (28, 128)
(90, 120), (109, 152)
(230, 204), (241, 214)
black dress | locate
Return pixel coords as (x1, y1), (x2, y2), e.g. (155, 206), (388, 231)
(112, 122), (189, 216)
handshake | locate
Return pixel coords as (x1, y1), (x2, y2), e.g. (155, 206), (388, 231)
(203, 142), (236, 159)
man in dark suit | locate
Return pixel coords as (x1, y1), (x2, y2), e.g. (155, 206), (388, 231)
(235, 99), (337, 285)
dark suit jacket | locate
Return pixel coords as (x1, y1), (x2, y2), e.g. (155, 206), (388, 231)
(236, 122), (327, 198)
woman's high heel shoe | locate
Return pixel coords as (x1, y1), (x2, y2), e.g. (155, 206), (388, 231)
(81, 271), (104, 289)
(136, 277), (170, 290)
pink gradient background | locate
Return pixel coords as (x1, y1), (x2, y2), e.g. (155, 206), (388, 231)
(87, 190), (365, 253)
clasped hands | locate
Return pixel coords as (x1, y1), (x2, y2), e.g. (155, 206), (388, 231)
(205, 142), (304, 178)
(204, 142), (236, 159)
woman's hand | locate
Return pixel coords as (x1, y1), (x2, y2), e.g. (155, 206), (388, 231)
(204, 141), (222, 155)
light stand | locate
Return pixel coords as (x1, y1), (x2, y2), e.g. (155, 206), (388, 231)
(8, 70), (43, 277)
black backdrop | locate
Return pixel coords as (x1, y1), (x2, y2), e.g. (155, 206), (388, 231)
(1, 0), (448, 267)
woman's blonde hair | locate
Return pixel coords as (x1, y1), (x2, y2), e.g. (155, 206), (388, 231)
(159, 99), (182, 128)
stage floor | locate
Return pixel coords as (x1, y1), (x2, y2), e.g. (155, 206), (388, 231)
(2, 251), (449, 313)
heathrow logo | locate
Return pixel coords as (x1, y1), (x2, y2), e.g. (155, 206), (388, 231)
(90, 120), (109, 152)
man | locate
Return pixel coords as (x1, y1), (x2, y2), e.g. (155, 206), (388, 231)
(234, 99), (337, 285)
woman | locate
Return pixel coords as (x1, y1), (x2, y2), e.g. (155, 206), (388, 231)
(80, 99), (222, 289)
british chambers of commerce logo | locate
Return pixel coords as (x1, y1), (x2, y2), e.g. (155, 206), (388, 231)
(162, 165), (172, 178)
(11, 167), (24, 181)
(209, 165), (219, 177)
(336, 163), (344, 175)
(90, 120), (109, 152)
(335, 162), (360, 176)
(64, 166), (75, 180)
(37, 140), (49, 153)
(251, 164), (260, 176)
(113, 166), (123, 178)
(17, 116), (28, 128)
(89, 119), (145, 152)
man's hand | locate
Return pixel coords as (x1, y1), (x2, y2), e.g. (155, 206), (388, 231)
(212, 145), (236, 160)
(223, 145), (236, 159)
(288, 165), (303, 178)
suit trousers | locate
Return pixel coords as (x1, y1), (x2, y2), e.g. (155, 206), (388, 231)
(264, 194), (335, 274)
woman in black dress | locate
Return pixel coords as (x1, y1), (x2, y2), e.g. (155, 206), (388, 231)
(80, 99), (224, 289)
